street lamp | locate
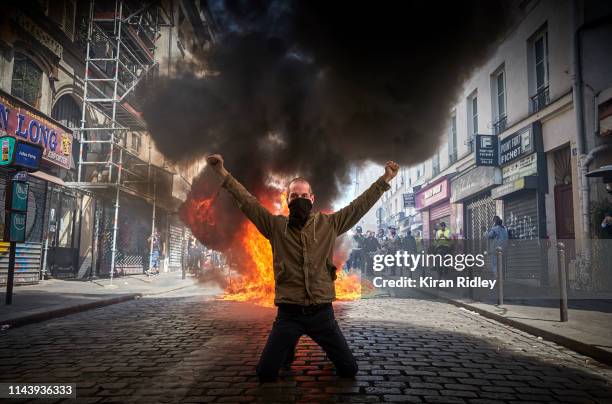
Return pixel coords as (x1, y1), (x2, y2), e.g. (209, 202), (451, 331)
(586, 165), (612, 194)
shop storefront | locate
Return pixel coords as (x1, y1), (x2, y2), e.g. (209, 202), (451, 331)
(415, 176), (452, 241)
(0, 90), (75, 285)
(97, 196), (152, 276)
(490, 122), (548, 283)
(450, 165), (502, 258)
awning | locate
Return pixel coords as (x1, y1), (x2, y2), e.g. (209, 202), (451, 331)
(30, 170), (66, 187)
(490, 176), (538, 199)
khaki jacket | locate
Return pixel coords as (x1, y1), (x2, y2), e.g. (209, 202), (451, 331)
(222, 174), (390, 305)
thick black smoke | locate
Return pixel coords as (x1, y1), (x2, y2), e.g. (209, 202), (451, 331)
(143, 0), (517, 210)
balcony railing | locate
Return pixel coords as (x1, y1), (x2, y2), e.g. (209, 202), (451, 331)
(531, 86), (550, 113)
(465, 134), (475, 153)
(493, 114), (507, 135)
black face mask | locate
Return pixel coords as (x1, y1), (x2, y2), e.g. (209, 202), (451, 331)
(288, 198), (313, 229)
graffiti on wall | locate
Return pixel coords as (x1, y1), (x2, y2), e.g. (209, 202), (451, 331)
(506, 211), (538, 240)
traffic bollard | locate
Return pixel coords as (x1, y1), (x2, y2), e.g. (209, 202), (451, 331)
(557, 242), (569, 322)
(496, 246), (504, 306)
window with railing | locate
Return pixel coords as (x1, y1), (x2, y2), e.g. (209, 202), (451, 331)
(492, 68), (507, 134)
(448, 114), (457, 163)
(467, 93), (478, 153)
(493, 114), (507, 135)
(432, 152), (440, 176)
(529, 27), (549, 113)
(531, 85), (550, 113)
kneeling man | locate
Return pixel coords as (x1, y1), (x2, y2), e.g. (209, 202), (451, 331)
(206, 154), (398, 382)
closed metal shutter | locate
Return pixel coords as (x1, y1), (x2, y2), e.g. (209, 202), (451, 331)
(465, 194), (496, 264)
(168, 224), (183, 270)
(465, 194), (496, 240)
(0, 242), (43, 285)
(504, 191), (542, 280)
(430, 203), (451, 221)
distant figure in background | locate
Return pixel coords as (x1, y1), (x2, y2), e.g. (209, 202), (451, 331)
(402, 229), (417, 255)
(432, 223), (439, 239)
(435, 222), (451, 253)
(383, 226), (402, 253)
(601, 211), (612, 239)
(383, 226), (402, 275)
(147, 230), (161, 275)
(347, 226), (366, 271)
(376, 228), (387, 246)
(188, 236), (203, 275)
(487, 216), (509, 275)
(364, 230), (380, 276)
(434, 222), (452, 276)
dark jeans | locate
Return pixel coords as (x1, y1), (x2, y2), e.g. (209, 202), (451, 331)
(256, 303), (358, 383)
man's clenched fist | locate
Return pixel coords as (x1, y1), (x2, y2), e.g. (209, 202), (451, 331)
(382, 161), (400, 183)
(206, 154), (229, 178)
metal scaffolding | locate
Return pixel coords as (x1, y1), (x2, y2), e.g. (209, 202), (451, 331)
(68, 0), (172, 281)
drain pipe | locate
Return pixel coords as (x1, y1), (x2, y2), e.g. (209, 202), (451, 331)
(573, 1), (591, 267)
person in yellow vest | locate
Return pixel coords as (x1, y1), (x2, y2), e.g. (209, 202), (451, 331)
(434, 222), (452, 277)
(435, 222), (452, 254)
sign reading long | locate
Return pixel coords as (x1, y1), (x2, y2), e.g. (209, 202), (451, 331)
(0, 91), (73, 170)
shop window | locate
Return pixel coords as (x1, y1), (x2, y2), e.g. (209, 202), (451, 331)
(11, 53), (43, 107)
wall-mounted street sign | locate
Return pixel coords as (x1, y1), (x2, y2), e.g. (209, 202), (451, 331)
(499, 129), (533, 165)
(9, 181), (29, 212)
(14, 141), (43, 171)
(0, 89), (74, 169)
(5, 212), (26, 242)
(475, 134), (498, 166)
(0, 136), (43, 171)
(502, 153), (538, 183)
(0, 136), (15, 166)
(403, 193), (415, 208)
(4, 174), (29, 244)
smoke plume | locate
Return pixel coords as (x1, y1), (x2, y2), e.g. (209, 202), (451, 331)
(142, 0), (517, 246)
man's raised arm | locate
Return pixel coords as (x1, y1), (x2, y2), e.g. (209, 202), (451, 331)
(206, 154), (274, 239)
(331, 161), (399, 235)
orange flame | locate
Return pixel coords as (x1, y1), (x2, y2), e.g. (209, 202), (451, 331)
(221, 191), (365, 306)
(183, 187), (365, 307)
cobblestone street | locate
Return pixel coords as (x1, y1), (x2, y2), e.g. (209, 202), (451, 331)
(1, 286), (612, 403)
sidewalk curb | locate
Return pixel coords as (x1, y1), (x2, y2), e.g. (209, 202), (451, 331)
(417, 289), (612, 366)
(0, 293), (142, 330)
(0, 282), (197, 330)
